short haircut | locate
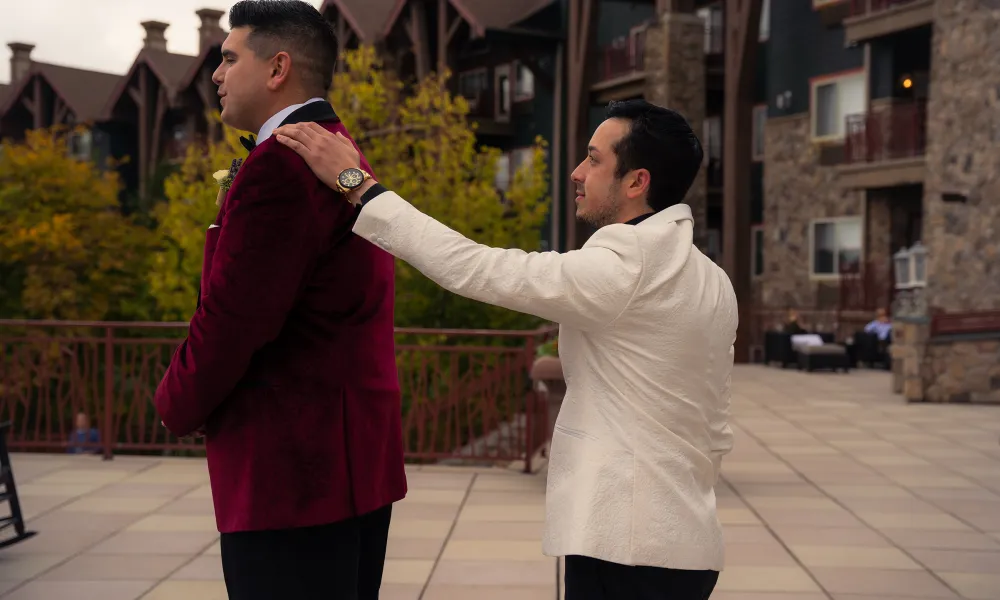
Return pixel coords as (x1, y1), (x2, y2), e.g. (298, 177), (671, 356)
(229, 0), (338, 95)
(604, 100), (704, 212)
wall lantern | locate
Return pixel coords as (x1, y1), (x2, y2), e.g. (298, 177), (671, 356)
(893, 247), (911, 290)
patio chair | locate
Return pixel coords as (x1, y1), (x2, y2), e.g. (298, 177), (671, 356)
(0, 421), (37, 549)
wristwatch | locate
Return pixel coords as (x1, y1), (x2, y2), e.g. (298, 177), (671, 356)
(335, 167), (371, 194)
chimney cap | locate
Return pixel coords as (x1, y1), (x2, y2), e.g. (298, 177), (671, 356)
(196, 8), (226, 19)
(8, 42), (36, 53)
(141, 20), (170, 32)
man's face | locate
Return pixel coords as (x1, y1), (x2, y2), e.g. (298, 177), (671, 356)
(75, 413), (88, 430)
(213, 28), (273, 132)
(570, 118), (630, 228)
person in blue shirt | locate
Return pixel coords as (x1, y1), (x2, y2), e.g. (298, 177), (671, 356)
(865, 308), (893, 342)
(67, 412), (100, 454)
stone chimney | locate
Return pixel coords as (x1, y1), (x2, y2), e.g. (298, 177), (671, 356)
(8, 42), (35, 84)
(196, 9), (226, 53)
(141, 21), (170, 53)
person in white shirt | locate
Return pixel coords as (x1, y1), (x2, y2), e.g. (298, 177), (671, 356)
(277, 99), (737, 600)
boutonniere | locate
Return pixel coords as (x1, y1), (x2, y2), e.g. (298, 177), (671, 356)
(214, 158), (243, 206)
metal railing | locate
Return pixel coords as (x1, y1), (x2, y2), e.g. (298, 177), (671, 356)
(844, 99), (927, 164)
(0, 320), (557, 472)
(595, 29), (647, 83)
(849, 0), (922, 17)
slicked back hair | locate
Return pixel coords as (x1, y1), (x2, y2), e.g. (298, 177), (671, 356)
(229, 0), (338, 95)
(604, 100), (704, 212)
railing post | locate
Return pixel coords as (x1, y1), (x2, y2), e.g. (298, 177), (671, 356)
(522, 331), (538, 474)
(102, 326), (114, 461)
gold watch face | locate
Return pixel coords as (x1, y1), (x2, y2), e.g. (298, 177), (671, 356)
(339, 168), (365, 189)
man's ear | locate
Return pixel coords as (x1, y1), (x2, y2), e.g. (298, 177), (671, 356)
(266, 52), (292, 91)
(627, 168), (651, 199)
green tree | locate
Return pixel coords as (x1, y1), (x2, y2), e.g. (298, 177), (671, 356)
(146, 120), (244, 321)
(0, 127), (154, 320)
(329, 47), (551, 331)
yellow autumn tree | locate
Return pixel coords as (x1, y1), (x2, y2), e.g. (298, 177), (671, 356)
(146, 121), (245, 320)
(330, 47), (551, 330)
(0, 127), (154, 320)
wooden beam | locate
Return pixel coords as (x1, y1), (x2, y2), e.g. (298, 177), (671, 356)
(137, 66), (150, 199)
(406, 1), (431, 79)
(128, 86), (143, 106)
(722, 0), (764, 363)
(52, 96), (71, 125)
(32, 77), (43, 129)
(565, 0), (597, 250)
(550, 41), (564, 252)
(437, 0), (448, 73)
(447, 14), (462, 41)
(335, 13), (350, 72)
(150, 85), (169, 173)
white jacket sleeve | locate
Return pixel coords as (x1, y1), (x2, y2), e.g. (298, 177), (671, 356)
(353, 191), (644, 332)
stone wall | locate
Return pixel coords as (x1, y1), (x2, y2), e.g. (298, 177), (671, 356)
(924, 337), (1000, 403)
(866, 191), (893, 277)
(644, 12), (707, 249)
(923, 0), (1000, 313)
(760, 113), (865, 309)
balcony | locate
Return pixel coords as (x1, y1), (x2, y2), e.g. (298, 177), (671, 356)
(459, 78), (513, 137)
(844, 0), (934, 45)
(591, 28), (647, 102)
(836, 99), (927, 188)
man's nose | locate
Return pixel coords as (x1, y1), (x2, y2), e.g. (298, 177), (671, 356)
(570, 163), (585, 183)
(212, 65), (224, 86)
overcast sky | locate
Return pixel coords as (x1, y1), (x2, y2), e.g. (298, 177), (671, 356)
(0, 0), (324, 82)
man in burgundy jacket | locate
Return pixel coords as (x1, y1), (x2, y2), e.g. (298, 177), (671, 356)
(152, 2), (406, 598)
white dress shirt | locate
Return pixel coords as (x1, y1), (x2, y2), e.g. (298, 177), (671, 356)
(352, 190), (737, 571)
(256, 97), (325, 142)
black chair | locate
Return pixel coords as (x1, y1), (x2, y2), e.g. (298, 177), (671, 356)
(853, 331), (892, 370)
(765, 331), (836, 368)
(0, 421), (37, 549)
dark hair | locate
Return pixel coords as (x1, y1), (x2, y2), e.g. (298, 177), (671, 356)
(604, 100), (704, 212)
(229, 0), (338, 95)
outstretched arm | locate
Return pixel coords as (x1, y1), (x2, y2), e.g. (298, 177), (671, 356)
(154, 144), (332, 437)
(275, 123), (645, 332)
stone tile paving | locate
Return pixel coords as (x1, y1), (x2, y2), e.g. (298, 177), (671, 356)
(1, 365), (998, 599)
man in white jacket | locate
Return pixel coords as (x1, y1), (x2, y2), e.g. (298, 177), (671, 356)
(276, 99), (736, 600)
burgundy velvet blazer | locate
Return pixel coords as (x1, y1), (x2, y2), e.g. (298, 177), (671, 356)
(154, 102), (407, 533)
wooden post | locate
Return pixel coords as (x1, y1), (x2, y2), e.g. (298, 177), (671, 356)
(551, 42), (564, 252)
(437, 0), (448, 73)
(407, 1), (431, 80)
(102, 327), (114, 461)
(32, 77), (43, 130)
(565, 0), (597, 250)
(150, 86), (169, 172)
(130, 66), (150, 199)
(722, 0), (763, 363)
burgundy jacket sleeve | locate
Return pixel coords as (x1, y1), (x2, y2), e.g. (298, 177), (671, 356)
(154, 143), (322, 436)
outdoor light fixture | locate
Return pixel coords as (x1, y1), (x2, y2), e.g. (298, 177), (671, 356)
(902, 76), (913, 89)
(894, 247), (912, 290)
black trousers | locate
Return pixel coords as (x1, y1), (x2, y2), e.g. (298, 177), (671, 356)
(220, 504), (393, 600)
(565, 555), (719, 600)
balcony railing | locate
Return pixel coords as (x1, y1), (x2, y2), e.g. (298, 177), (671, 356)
(595, 29), (647, 84)
(0, 320), (556, 471)
(844, 99), (927, 164)
(849, 0), (921, 17)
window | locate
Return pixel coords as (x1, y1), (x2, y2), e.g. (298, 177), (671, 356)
(494, 65), (512, 122)
(495, 153), (511, 191)
(514, 63), (534, 101)
(751, 226), (765, 277)
(703, 116), (722, 163)
(759, 0), (770, 41)
(511, 147), (534, 175)
(706, 229), (721, 264)
(459, 69), (488, 107)
(811, 71), (866, 140)
(68, 130), (92, 161)
(752, 105), (767, 161)
(697, 6), (723, 55)
(810, 217), (863, 277)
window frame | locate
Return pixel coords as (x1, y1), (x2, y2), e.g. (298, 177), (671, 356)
(759, 0), (770, 42)
(494, 64), (512, 122)
(513, 61), (535, 103)
(810, 68), (867, 142)
(752, 104), (767, 162)
(458, 67), (489, 109)
(751, 225), (765, 278)
(808, 216), (865, 280)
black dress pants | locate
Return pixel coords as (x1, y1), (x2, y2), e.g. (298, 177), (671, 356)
(565, 555), (719, 600)
(220, 504), (392, 600)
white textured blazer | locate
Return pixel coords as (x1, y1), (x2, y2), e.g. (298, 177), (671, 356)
(354, 191), (737, 571)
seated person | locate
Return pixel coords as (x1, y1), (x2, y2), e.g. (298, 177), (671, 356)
(865, 308), (893, 348)
(67, 412), (100, 454)
(783, 309), (807, 335)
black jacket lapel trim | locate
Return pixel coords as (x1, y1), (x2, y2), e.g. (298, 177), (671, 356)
(279, 101), (340, 127)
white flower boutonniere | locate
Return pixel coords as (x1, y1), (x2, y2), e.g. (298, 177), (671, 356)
(214, 158), (243, 206)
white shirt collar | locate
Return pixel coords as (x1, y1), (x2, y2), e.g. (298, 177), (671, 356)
(256, 97), (324, 142)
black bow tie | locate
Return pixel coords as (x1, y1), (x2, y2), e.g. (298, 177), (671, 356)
(240, 134), (257, 153)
